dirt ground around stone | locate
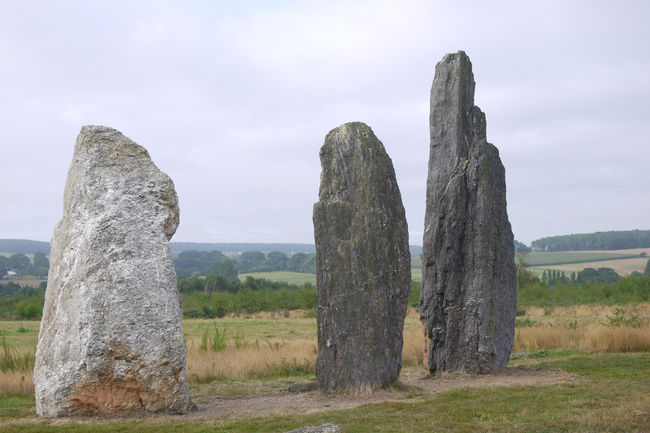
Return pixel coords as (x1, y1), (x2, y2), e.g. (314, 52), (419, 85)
(7, 366), (577, 427)
(181, 367), (577, 422)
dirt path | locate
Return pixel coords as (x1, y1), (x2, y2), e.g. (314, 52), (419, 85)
(7, 367), (577, 427)
(186, 367), (576, 421)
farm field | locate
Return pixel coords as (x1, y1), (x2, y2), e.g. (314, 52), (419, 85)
(523, 251), (643, 266)
(523, 248), (650, 276)
(239, 271), (316, 286)
(1, 304), (649, 431)
(531, 257), (649, 276)
(239, 268), (423, 285)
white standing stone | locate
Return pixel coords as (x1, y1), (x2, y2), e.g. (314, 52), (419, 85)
(34, 125), (191, 417)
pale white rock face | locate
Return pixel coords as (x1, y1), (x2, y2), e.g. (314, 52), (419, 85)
(34, 125), (190, 417)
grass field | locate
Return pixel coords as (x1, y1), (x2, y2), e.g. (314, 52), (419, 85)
(523, 249), (649, 276)
(239, 271), (316, 285)
(240, 270), (425, 284)
(1, 303), (649, 431)
(523, 251), (643, 267)
(531, 257), (649, 276)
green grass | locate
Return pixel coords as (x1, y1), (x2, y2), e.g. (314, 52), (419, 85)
(1, 353), (648, 432)
(239, 271), (316, 286)
(516, 275), (650, 307)
(182, 317), (317, 341)
(522, 252), (641, 267)
(0, 393), (34, 421)
(239, 269), (425, 284)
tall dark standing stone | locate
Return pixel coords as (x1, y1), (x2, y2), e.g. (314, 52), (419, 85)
(313, 122), (411, 391)
(420, 52), (516, 374)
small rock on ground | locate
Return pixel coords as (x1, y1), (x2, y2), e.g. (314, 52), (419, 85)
(286, 423), (343, 433)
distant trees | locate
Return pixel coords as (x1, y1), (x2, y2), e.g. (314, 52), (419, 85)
(0, 252), (49, 278)
(237, 251), (315, 274)
(174, 249), (317, 277)
(286, 253), (316, 274)
(32, 252), (49, 277)
(531, 230), (650, 251)
(514, 240), (530, 252)
(265, 251), (288, 270)
(238, 251), (266, 272)
(207, 260), (238, 279)
(539, 267), (620, 286)
(541, 269), (569, 286)
(577, 267), (620, 284)
(174, 250), (227, 277)
(8, 253), (31, 274)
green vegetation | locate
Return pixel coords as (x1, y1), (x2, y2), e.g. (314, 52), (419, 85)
(0, 253), (49, 279)
(0, 283), (44, 319)
(169, 242), (316, 255)
(1, 353), (648, 432)
(182, 285), (318, 318)
(517, 272), (650, 307)
(531, 229), (650, 251)
(174, 249), (316, 277)
(239, 271), (316, 286)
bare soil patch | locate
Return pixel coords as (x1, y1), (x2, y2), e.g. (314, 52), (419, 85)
(184, 366), (577, 421)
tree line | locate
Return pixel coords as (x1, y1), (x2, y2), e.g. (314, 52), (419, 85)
(0, 252), (49, 279)
(531, 229), (650, 251)
(174, 250), (315, 277)
(1, 249), (316, 280)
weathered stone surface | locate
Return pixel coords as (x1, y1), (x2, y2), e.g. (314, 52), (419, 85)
(420, 52), (516, 374)
(34, 125), (190, 417)
(286, 423), (343, 433)
(287, 381), (319, 393)
(313, 122), (410, 391)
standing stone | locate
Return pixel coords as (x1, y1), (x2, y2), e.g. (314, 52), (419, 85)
(420, 52), (516, 374)
(34, 126), (191, 416)
(313, 122), (410, 391)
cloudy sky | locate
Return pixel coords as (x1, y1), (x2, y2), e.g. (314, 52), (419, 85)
(1, 0), (648, 246)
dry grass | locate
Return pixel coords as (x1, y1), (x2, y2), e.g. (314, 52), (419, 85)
(515, 324), (650, 352)
(185, 336), (316, 382)
(185, 310), (426, 382)
(536, 257), (649, 275)
(524, 303), (650, 323)
(2, 304), (648, 394)
(532, 247), (650, 275)
(402, 310), (425, 366)
(515, 303), (650, 352)
(0, 370), (33, 394)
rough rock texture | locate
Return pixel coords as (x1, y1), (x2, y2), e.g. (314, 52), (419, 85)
(287, 381), (319, 393)
(286, 423), (343, 433)
(34, 125), (191, 417)
(420, 52), (516, 374)
(313, 122), (410, 391)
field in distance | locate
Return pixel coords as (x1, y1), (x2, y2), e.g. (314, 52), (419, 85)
(525, 248), (650, 276)
(240, 269), (423, 284)
(239, 271), (316, 285)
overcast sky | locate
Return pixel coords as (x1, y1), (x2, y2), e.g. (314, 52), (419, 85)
(1, 0), (648, 246)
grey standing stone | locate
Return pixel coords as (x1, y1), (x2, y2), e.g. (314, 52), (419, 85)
(420, 52), (516, 374)
(313, 122), (410, 391)
(34, 126), (191, 416)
